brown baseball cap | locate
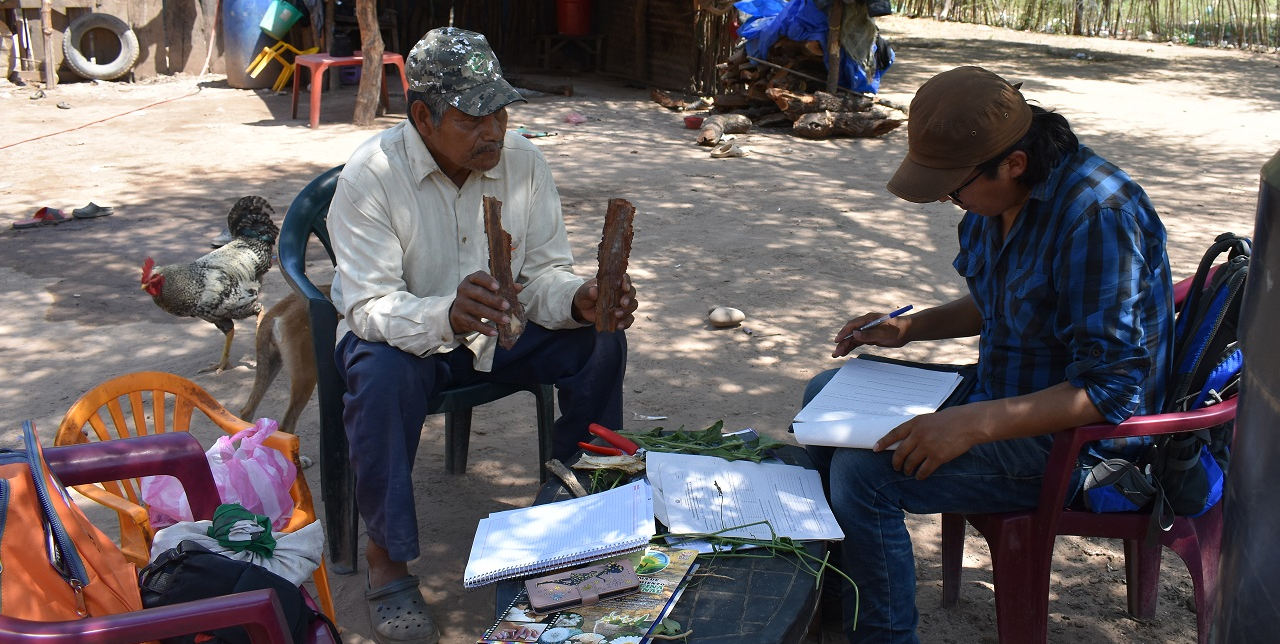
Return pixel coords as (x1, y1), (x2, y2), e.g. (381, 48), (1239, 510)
(887, 66), (1033, 203)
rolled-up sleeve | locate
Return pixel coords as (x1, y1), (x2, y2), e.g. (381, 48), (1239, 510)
(1057, 207), (1152, 423)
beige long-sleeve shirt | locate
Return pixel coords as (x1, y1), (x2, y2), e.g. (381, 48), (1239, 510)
(329, 120), (585, 371)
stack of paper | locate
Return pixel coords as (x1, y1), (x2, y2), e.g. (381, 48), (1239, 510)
(464, 480), (655, 588)
(792, 358), (964, 449)
(645, 451), (843, 545)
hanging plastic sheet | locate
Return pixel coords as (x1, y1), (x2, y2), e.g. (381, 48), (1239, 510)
(735, 0), (892, 94)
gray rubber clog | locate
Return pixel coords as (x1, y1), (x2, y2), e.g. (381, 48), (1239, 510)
(365, 576), (441, 644)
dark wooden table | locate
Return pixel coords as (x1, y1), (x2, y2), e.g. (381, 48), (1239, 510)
(495, 446), (824, 644)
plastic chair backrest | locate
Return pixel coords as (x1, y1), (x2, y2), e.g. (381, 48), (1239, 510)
(939, 272), (1232, 644)
(0, 432), (334, 644)
(277, 164), (359, 572)
(53, 371), (336, 623)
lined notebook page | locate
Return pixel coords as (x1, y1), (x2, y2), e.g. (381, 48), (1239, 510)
(463, 479), (655, 588)
(792, 358), (963, 449)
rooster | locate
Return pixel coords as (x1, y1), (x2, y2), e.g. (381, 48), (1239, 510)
(141, 196), (280, 373)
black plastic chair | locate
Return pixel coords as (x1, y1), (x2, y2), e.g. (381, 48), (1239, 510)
(277, 165), (555, 574)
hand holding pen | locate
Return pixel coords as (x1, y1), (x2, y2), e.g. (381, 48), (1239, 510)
(832, 305), (913, 357)
(841, 305), (912, 340)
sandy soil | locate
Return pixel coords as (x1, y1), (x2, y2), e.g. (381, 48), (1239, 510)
(1, 14), (1277, 644)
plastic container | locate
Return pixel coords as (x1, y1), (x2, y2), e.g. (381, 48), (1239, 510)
(339, 66), (361, 85)
(556, 0), (593, 36)
(684, 115), (704, 129)
(259, 0), (302, 40)
(223, 0), (278, 89)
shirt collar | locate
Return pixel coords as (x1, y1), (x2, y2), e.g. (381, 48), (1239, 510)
(1028, 145), (1082, 203)
(399, 120), (507, 185)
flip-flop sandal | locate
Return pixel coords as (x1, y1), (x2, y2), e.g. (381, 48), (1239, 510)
(710, 142), (749, 158)
(365, 575), (441, 644)
(12, 207), (71, 229)
(72, 202), (114, 219)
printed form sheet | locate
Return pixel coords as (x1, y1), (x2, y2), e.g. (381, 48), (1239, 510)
(646, 451), (843, 543)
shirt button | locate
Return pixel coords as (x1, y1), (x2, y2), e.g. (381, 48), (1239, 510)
(1091, 347), (1102, 357)
(462, 236), (468, 243)
(441, 336), (449, 342)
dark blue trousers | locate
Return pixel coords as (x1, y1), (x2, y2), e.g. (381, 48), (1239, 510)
(336, 323), (627, 561)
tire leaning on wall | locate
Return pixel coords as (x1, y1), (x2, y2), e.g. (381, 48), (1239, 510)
(62, 12), (140, 81)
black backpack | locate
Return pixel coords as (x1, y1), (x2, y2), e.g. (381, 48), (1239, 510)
(139, 540), (337, 644)
(1082, 232), (1248, 529)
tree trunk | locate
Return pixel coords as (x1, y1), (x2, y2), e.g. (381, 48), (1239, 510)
(354, 0), (384, 126)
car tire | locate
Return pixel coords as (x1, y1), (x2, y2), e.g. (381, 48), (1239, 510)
(62, 12), (139, 81)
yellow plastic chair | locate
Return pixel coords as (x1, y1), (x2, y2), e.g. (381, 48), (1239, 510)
(54, 371), (336, 623)
(247, 40), (319, 92)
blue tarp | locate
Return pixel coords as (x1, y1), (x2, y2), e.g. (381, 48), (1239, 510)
(734, 0), (891, 94)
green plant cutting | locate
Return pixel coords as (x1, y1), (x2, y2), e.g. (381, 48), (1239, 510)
(619, 421), (786, 462)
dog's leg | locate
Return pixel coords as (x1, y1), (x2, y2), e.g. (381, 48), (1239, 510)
(277, 314), (318, 435)
(239, 301), (286, 422)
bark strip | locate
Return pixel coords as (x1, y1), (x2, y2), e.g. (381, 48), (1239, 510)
(483, 196), (526, 349)
(594, 198), (636, 332)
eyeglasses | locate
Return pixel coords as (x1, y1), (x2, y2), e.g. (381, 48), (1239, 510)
(948, 171), (983, 202)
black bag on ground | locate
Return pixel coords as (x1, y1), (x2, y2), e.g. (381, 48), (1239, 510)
(139, 540), (333, 644)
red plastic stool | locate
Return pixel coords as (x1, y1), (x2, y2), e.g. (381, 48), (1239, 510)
(291, 51), (410, 129)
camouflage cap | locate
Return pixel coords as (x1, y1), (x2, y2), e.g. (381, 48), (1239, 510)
(406, 27), (525, 117)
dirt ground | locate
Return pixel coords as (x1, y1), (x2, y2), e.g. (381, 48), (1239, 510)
(2, 14), (1278, 644)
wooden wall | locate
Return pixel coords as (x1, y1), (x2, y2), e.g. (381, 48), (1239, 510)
(9, 0), (733, 90)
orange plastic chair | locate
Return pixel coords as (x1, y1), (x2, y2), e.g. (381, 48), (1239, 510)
(54, 371), (335, 623)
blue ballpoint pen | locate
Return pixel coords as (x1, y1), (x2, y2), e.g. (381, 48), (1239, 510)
(841, 305), (913, 341)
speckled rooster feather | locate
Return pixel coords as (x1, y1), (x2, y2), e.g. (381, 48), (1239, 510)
(141, 196), (279, 333)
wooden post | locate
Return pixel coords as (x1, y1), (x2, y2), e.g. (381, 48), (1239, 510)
(825, 0), (843, 94)
(40, 0), (55, 88)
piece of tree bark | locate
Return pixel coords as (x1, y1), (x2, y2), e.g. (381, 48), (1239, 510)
(697, 113), (753, 146)
(483, 197), (526, 349)
(507, 75), (573, 97)
(353, 0), (384, 126)
(792, 108), (906, 139)
(650, 87), (690, 111)
(767, 88), (873, 117)
(595, 198), (636, 332)
(545, 459), (590, 498)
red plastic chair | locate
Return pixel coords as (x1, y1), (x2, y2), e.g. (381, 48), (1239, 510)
(0, 432), (337, 644)
(940, 273), (1232, 644)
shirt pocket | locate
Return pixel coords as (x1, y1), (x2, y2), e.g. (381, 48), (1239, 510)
(954, 249), (987, 308)
(1005, 268), (1053, 337)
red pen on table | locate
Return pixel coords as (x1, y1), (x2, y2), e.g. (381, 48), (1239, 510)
(578, 423), (639, 456)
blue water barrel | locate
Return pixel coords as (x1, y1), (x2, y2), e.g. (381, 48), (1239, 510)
(223, 0), (279, 89)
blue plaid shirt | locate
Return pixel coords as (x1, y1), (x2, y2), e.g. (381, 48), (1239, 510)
(955, 145), (1173, 455)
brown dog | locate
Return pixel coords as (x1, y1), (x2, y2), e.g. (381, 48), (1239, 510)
(238, 285), (330, 435)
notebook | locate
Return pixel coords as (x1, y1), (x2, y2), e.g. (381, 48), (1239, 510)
(792, 356), (967, 449)
(463, 480), (655, 588)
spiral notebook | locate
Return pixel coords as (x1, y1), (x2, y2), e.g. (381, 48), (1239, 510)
(463, 480), (655, 588)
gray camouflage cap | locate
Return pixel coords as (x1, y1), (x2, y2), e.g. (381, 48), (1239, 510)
(406, 27), (525, 117)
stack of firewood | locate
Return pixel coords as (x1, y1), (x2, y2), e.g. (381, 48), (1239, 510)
(710, 37), (907, 140)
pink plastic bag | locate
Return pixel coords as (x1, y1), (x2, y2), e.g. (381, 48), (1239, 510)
(140, 474), (194, 530)
(207, 418), (298, 530)
(139, 419), (297, 531)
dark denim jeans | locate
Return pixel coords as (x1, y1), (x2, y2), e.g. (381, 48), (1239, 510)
(337, 323), (626, 561)
(803, 369), (1051, 644)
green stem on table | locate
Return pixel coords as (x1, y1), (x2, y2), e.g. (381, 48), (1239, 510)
(653, 521), (859, 629)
